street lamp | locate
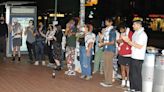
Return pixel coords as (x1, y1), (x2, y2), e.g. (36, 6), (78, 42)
(53, 0), (58, 25)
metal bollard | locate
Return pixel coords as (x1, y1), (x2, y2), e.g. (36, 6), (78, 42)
(142, 53), (156, 92)
(152, 55), (164, 92)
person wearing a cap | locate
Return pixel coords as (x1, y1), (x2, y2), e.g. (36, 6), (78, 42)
(0, 16), (8, 61)
(11, 18), (23, 62)
(122, 19), (148, 92)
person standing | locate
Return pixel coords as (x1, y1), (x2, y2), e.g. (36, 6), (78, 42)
(0, 16), (8, 61)
(117, 23), (133, 87)
(11, 18), (23, 62)
(34, 22), (46, 66)
(92, 31), (104, 75)
(122, 19), (148, 92)
(24, 20), (36, 64)
(99, 18), (116, 87)
(53, 25), (63, 70)
(80, 24), (95, 80)
(65, 19), (77, 75)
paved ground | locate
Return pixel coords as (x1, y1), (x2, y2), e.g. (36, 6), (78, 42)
(0, 56), (125, 92)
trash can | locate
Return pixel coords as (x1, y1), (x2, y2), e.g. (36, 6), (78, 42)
(152, 55), (164, 92)
(142, 53), (156, 92)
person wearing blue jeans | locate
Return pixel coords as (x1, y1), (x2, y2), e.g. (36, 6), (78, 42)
(34, 22), (46, 66)
(80, 24), (95, 80)
(35, 41), (45, 65)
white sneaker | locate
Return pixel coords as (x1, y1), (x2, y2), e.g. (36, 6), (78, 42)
(126, 80), (130, 87)
(100, 82), (112, 87)
(85, 76), (92, 80)
(52, 72), (56, 78)
(80, 75), (86, 79)
(34, 61), (39, 66)
(47, 63), (54, 67)
(121, 80), (126, 87)
(42, 61), (46, 66)
(67, 71), (76, 76)
(65, 70), (70, 75)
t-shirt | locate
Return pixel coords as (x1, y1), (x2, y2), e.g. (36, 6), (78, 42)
(26, 26), (35, 43)
(66, 27), (77, 47)
(12, 23), (22, 38)
(131, 27), (148, 60)
(85, 32), (95, 50)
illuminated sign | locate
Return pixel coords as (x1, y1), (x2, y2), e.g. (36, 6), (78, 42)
(11, 7), (35, 14)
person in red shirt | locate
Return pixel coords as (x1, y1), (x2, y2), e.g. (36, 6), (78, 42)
(117, 23), (133, 88)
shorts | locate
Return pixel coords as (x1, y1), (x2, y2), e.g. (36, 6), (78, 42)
(118, 55), (131, 66)
(13, 38), (22, 47)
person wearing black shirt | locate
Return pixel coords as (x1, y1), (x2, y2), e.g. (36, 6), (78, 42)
(52, 25), (63, 70)
(0, 16), (8, 61)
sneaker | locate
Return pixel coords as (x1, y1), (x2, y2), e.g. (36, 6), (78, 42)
(55, 66), (61, 71)
(121, 80), (126, 87)
(131, 89), (135, 92)
(100, 71), (104, 75)
(34, 61), (39, 66)
(112, 78), (115, 82)
(124, 88), (130, 92)
(100, 82), (112, 87)
(52, 72), (56, 78)
(47, 63), (54, 67)
(85, 76), (92, 80)
(126, 80), (130, 87)
(67, 71), (76, 76)
(65, 70), (69, 75)
(42, 61), (46, 66)
(80, 75), (86, 79)
(92, 71), (97, 74)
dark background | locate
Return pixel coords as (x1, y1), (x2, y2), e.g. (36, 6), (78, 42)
(0, 0), (164, 49)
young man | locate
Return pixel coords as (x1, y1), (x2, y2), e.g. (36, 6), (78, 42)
(99, 18), (116, 87)
(122, 19), (148, 92)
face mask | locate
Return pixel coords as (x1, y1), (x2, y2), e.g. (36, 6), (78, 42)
(0, 20), (3, 22)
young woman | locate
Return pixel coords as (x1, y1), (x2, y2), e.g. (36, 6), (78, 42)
(24, 20), (36, 64)
(117, 23), (133, 87)
(80, 24), (95, 80)
(34, 22), (46, 66)
(65, 19), (77, 75)
(39, 24), (62, 70)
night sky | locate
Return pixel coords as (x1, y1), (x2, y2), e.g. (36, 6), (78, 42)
(0, 0), (164, 18)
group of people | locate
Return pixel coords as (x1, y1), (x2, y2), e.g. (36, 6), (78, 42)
(0, 16), (148, 92)
(96, 18), (147, 92)
(61, 17), (148, 92)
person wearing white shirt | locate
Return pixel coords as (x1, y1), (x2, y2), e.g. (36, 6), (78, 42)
(122, 19), (148, 92)
(11, 18), (23, 62)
